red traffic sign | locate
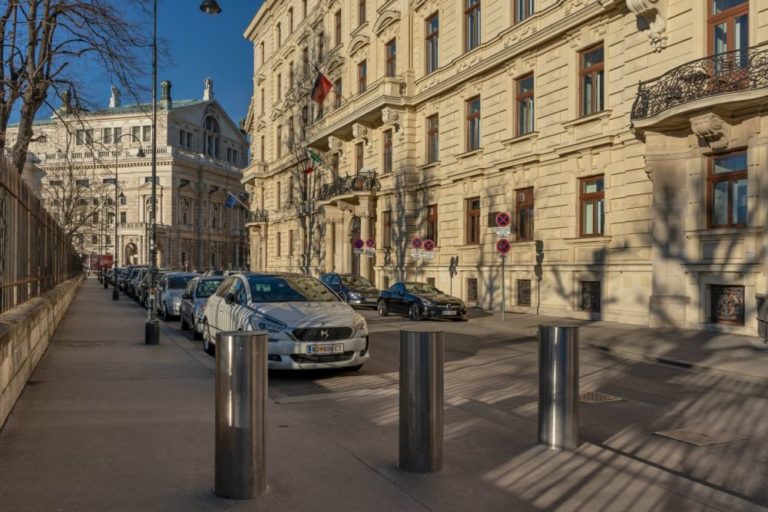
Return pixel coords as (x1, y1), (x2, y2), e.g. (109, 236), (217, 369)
(495, 211), (511, 228)
(366, 238), (375, 248)
(412, 237), (423, 249)
(423, 239), (435, 251)
(496, 239), (511, 255)
(354, 238), (364, 249)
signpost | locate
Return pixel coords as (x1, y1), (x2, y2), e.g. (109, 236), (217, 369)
(354, 238), (364, 255)
(422, 239), (435, 261)
(412, 237), (423, 261)
(364, 238), (375, 258)
(448, 256), (459, 296)
(496, 228), (511, 321)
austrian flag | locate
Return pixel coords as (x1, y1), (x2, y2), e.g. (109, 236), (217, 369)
(310, 73), (333, 104)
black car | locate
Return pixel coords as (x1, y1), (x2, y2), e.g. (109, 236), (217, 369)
(378, 282), (466, 321)
(319, 273), (380, 307)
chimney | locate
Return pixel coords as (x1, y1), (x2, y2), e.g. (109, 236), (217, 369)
(161, 80), (172, 109)
(203, 77), (214, 101)
(109, 86), (121, 108)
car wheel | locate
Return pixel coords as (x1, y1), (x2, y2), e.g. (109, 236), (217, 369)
(180, 316), (189, 331)
(409, 303), (422, 321)
(203, 323), (215, 356)
(378, 300), (389, 316)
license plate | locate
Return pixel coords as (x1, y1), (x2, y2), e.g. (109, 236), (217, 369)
(307, 343), (345, 354)
(442, 310), (458, 316)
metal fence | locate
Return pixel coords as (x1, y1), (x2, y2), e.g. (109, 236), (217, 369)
(0, 159), (82, 314)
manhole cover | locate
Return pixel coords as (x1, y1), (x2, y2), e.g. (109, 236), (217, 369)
(579, 391), (624, 403)
(654, 429), (743, 447)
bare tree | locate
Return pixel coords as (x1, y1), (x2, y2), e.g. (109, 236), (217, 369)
(0, 0), (151, 175)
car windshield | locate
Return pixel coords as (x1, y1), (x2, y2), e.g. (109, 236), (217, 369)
(341, 275), (373, 287)
(196, 279), (223, 298)
(405, 283), (440, 295)
(247, 276), (340, 303)
(168, 275), (194, 289)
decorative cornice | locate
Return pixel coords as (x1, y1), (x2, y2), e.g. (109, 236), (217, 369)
(348, 34), (370, 57)
(373, 10), (401, 36)
(626, 0), (667, 53)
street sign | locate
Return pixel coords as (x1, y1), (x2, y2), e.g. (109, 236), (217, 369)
(354, 248), (363, 255)
(364, 247), (375, 257)
(412, 249), (422, 260)
(495, 211), (511, 228)
(366, 238), (375, 248)
(423, 239), (435, 252)
(354, 238), (364, 249)
(423, 251), (435, 261)
(496, 238), (511, 255)
(495, 227), (511, 237)
(412, 237), (423, 249)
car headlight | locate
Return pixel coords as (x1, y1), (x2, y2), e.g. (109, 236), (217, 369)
(420, 298), (433, 307)
(348, 292), (361, 300)
(251, 317), (286, 334)
(172, 297), (181, 305)
(353, 315), (367, 335)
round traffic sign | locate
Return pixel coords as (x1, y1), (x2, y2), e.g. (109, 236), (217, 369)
(354, 238), (364, 249)
(495, 211), (511, 228)
(423, 239), (435, 251)
(366, 238), (375, 248)
(496, 238), (511, 255)
(412, 237), (423, 249)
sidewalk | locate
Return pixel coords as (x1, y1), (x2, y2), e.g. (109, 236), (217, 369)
(0, 278), (766, 511)
(467, 310), (768, 382)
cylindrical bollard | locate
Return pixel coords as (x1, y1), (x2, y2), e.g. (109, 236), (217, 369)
(399, 328), (444, 472)
(538, 323), (579, 450)
(215, 330), (268, 499)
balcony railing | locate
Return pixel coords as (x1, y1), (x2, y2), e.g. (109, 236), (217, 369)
(316, 171), (381, 202)
(246, 209), (269, 223)
(631, 43), (768, 121)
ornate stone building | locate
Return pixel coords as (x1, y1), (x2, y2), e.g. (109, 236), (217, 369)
(243, 0), (768, 336)
(12, 80), (249, 271)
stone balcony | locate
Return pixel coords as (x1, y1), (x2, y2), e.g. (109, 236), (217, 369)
(245, 209), (269, 226)
(316, 171), (381, 204)
(631, 43), (768, 131)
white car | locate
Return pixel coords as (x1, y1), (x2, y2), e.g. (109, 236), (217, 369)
(202, 272), (370, 370)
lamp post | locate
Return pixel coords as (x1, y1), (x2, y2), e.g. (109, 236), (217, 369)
(111, 135), (145, 300)
(145, 0), (222, 345)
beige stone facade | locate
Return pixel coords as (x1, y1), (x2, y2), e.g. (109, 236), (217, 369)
(243, 0), (768, 335)
(11, 81), (249, 271)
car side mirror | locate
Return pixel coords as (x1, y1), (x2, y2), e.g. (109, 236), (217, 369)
(224, 293), (235, 305)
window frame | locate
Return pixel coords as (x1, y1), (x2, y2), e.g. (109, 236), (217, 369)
(707, 151), (748, 228)
(335, 10), (342, 47)
(358, 60), (367, 93)
(426, 114), (439, 163)
(383, 129), (393, 174)
(579, 43), (605, 117)
(579, 175), (605, 238)
(515, 187), (534, 241)
(382, 211), (392, 248)
(426, 204), (438, 245)
(465, 197), (481, 245)
(425, 13), (439, 75)
(358, 0), (366, 25)
(514, 0), (534, 23)
(355, 142), (364, 172)
(464, 0), (481, 52)
(707, 0), (749, 55)
(516, 73), (535, 136)
(334, 78), (343, 108)
(466, 96), (481, 151)
(385, 39), (397, 77)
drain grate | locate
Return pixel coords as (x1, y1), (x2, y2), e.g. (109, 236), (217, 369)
(579, 391), (625, 403)
(654, 429), (743, 447)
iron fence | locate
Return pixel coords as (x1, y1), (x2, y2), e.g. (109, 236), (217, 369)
(316, 171), (381, 202)
(0, 159), (82, 314)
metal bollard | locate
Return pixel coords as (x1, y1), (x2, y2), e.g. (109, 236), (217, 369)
(399, 328), (444, 473)
(214, 331), (268, 499)
(538, 323), (579, 450)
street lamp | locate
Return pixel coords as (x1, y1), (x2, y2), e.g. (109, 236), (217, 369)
(110, 134), (145, 301)
(146, 0), (222, 345)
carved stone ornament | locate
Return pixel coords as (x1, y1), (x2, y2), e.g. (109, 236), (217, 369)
(381, 107), (401, 129)
(348, 35), (370, 57)
(373, 10), (401, 36)
(328, 136), (344, 150)
(690, 113), (731, 151)
(626, 0), (667, 53)
(352, 123), (369, 143)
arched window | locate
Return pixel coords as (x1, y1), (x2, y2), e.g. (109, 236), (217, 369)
(204, 116), (220, 158)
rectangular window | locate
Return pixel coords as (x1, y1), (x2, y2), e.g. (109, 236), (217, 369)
(289, 229), (295, 256)
(102, 128), (112, 144)
(335, 10), (342, 46)
(427, 277), (436, 287)
(276, 125), (282, 158)
(709, 152), (747, 228)
(260, 89), (265, 113)
(517, 279), (532, 306)
(331, 153), (339, 175)
(132, 126), (141, 142)
(288, 176), (294, 204)
(465, 197), (481, 244)
(289, 62), (294, 90)
(303, 0), (307, 18)
(426, 204), (438, 245)
(276, 181), (281, 209)
(288, 8), (294, 32)
(466, 97), (481, 151)
(276, 23), (281, 46)
(711, 284), (745, 325)
(580, 175), (605, 237)
(142, 125), (151, 142)
(581, 281), (601, 312)
(260, 135), (265, 161)
(580, 43), (605, 117)
(114, 127), (122, 144)
(358, 60), (367, 93)
(708, 0), (748, 56)
(277, 73), (282, 100)
(383, 129), (393, 173)
(106, 235), (111, 245)
(385, 39), (397, 77)
(426, 14), (439, 74)
(91, 235), (98, 244)
(277, 232), (282, 257)
(514, 0), (534, 23)
(516, 74), (534, 135)
(467, 278), (478, 301)
(355, 142), (364, 172)
(358, 0), (366, 25)
(334, 79), (343, 108)
(120, 212), (127, 225)
(382, 211), (392, 248)
(465, 0), (481, 52)
(287, 117), (295, 149)
(317, 31), (324, 62)
(426, 114), (439, 163)
(515, 187), (534, 241)
(179, 129), (185, 146)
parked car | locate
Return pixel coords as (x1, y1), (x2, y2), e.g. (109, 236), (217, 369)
(180, 276), (224, 339)
(319, 273), (380, 307)
(156, 272), (199, 320)
(378, 282), (466, 321)
(202, 272), (369, 371)
(203, 269), (225, 276)
(126, 267), (145, 298)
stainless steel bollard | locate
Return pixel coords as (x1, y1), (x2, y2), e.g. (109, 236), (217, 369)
(538, 323), (579, 450)
(215, 331), (268, 499)
(399, 328), (444, 472)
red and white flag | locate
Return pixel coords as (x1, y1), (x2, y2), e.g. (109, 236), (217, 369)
(310, 73), (333, 104)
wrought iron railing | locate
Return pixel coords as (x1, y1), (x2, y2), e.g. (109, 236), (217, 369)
(631, 43), (768, 121)
(316, 171), (381, 201)
(246, 209), (269, 223)
(0, 159), (82, 314)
